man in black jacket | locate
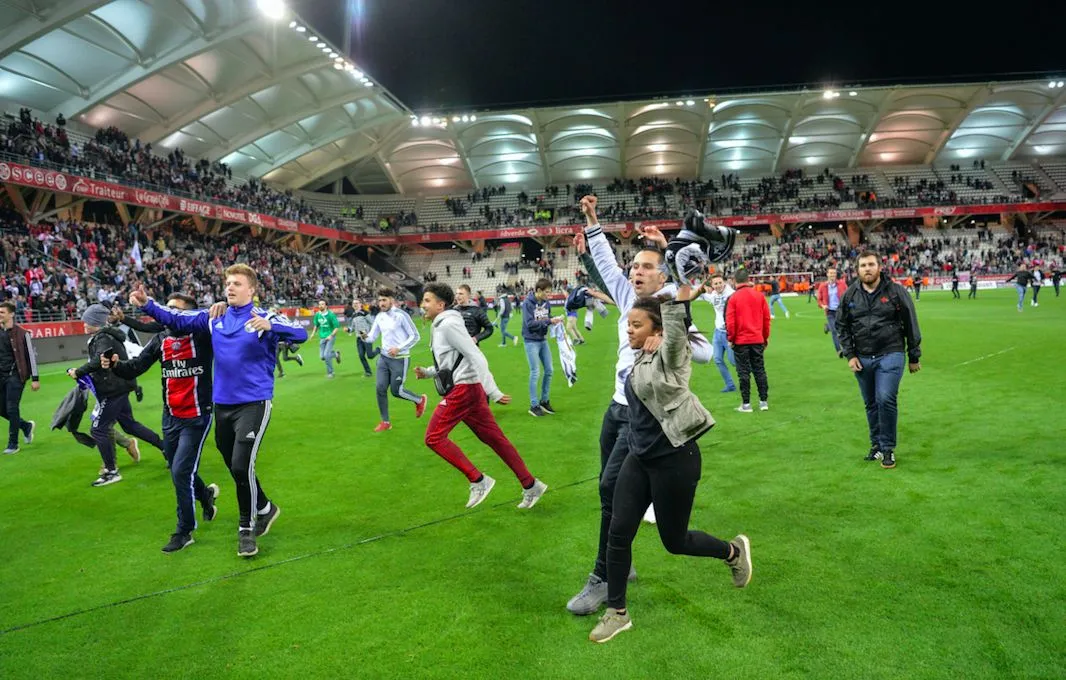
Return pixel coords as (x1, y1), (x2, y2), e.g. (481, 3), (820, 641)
(104, 293), (220, 552)
(0, 301), (39, 455)
(455, 284), (493, 345)
(68, 304), (163, 487)
(1005, 264), (1032, 312)
(835, 251), (922, 470)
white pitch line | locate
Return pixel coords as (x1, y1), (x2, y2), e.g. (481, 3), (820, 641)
(954, 346), (1015, 367)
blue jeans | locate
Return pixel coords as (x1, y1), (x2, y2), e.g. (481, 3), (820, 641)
(769, 294), (789, 317)
(499, 316), (515, 344)
(162, 412), (212, 535)
(711, 329), (735, 389)
(523, 339), (553, 407)
(319, 336), (338, 375)
(853, 352), (905, 452)
(826, 309), (841, 352)
(1015, 284), (1026, 310)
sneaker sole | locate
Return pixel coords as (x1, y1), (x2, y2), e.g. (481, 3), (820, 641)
(127, 441), (141, 463)
(25, 421), (35, 444)
(92, 476), (122, 487)
(238, 547), (259, 557)
(590, 619), (633, 643)
(517, 483), (548, 509)
(881, 461), (896, 469)
(733, 534), (753, 588)
(256, 506), (281, 537)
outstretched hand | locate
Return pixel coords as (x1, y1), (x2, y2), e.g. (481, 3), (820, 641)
(573, 233), (587, 255)
(579, 195), (598, 221)
(414, 367), (428, 379)
(129, 283), (148, 307)
(638, 225), (668, 249)
(495, 394), (512, 405)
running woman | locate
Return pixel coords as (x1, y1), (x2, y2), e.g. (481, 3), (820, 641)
(131, 264), (308, 558)
(362, 288), (427, 432)
(588, 291), (751, 643)
(414, 283), (547, 509)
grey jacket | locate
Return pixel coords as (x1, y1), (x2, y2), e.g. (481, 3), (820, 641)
(629, 301), (715, 447)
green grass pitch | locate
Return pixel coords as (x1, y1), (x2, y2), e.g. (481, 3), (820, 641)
(0, 288), (1063, 679)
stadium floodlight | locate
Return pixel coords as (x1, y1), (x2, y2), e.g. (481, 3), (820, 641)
(334, 56), (343, 62)
(288, 20), (297, 28)
(461, 115), (469, 122)
(432, 117), (441, 124)
(295, 25), (305, 32)
(333, 63), (343, 70)
(823, 90), (838, 99)
(353, 70), (364, 78)
(420, 116), (431, 126)
(256, 0), (286, 20)
(452, 116), (460, 122)
(1050, 81), (1058, 88)
(1059, 81), (1065, 88)
(316, 42), (326, 48)
(308, 35), (318, 41)
(849, 91), (858, 96)
(412, 119), (420, 127)
(685, 99), (694, 106)
(329, 51), (337, 58)
(364, 81), (373, 88)
(675, 101), (684, 106)
(470, 115), (477, 121)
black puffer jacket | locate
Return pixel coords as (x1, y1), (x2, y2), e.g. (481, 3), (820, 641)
(835, 276), (922, 363)
(455, 303), (494, 344)
(73, 327), (136, 398)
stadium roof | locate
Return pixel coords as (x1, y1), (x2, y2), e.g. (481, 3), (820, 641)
(1, 1), (1065, 196)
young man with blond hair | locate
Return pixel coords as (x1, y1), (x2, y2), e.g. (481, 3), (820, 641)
(131, 263), (308, 558)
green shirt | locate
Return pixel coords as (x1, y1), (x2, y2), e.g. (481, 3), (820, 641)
(313, 310), (339, 339)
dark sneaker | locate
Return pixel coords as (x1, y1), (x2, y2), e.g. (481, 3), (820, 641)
(23, 420), (35, 445)
(202, 483), (220, 521)
(881, 450), (896, 469)
(335, 350), (341, 364)
(567, 573), (607, 615)
(135, 386), (144, 402)
(589, 607), (633, 643)
(864, 447), (882, 462)
(238, 530), (258, 557)
(254, 503), (280, 537)
(726, 534), (753, 588)
(539, 401), (556, 414)
(528, 405), (547, 417)
(162, 533), (194, 553)
(294, 354), (304, 366)
(92, 470), (122, 487)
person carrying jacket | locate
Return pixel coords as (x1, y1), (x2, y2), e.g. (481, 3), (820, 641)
(726, 269), (771, 412)
(835, 250), (922, 470)
(68, 303), (163, 487)
(587, 289), (751, 644)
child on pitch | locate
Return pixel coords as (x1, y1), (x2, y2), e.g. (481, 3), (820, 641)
(587, 288), (752, 644)
(414, 283), (548, 510)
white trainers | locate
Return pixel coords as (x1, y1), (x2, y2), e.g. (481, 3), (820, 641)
(517, 479), (547, 509)
(736, 404), (753, 413)
(466, 475), (496, 508)
(642, 505), (657, 524)
(759, 401), (769, 411)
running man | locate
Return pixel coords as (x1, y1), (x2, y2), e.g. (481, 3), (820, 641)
(1005, 264), (1033, 312)
(131, 264), (308, 558)
(767, 277), (790, 319)
(347, 299), (379, 376)
(414, 282), (547, 509)
(105, 293), (220, 553)
(362, 288), (427, 432)
(312, 300), (341, 378)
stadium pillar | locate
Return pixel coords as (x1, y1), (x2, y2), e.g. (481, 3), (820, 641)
(2, 185), (30, 219)
(192, 215), (207, 234)
(115, 203), (131, 226)
(769, 222), (784, 238)
(29, 189), (52, 218)
(847, 221), (862, 246)
(291, 234), (305, 252)
(210, 219), (222, 235)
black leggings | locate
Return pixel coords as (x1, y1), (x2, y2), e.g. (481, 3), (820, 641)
(606, 441), (730, 609)
(214, 401), (272, 530)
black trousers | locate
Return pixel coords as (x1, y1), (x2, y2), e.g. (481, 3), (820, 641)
(951, 284), (960, 298)
(606, 441), (730, 609)
(1032, 285), (1041, 303)
(90, 392), (163, 471)
(734, 343), (769, 403)
(593, 401), (631, 580)
(357, 338), (379, 375)
(0, 374), (29, 448)
(214, 401), (272, 530)
(275, 344), (301, 376)
(968, 285), (977, 299)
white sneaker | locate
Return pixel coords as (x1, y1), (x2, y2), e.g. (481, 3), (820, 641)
(517, 479), (548, 509)
(642, 505), (657, 524)
(466, 475), (496, 508)
(759, 401), (769, 411)
(92, 470), (122, 487)
(736, 404), (753, 413)
(785, 311), (790, 319)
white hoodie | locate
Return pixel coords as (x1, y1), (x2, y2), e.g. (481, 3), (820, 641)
(423, 309), (502, 401)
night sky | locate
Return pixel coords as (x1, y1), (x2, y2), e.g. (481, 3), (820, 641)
(290, 0), (1066, 112)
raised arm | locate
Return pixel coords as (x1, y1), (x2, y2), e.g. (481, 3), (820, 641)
(111, 333), (163, 380)
(660, 301), (694, 370)
(140, 298), (211, 335)
(265, 310), (308, 343)
(579, 195), (634, 311)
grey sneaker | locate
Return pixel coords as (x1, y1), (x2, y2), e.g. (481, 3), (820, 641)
(736, 404), (753, 413)
(238, 530), (258, 558)
(589, 607), (633, 643)
(254, 503), (280, 537)
(566, 573), (608, 615)
(2, 446), (18, 455)
(758, 401), (769, 411)
(92, 469), (122, 487)
(726, 534), (752, 588)
(466, 475), (496, 508)
(517, 479), (547, 509)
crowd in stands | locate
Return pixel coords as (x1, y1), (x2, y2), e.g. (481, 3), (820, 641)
(1, 108), (342, 230)
(0, 207), (372, 322)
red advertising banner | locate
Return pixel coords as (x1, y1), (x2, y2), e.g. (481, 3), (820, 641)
(3, 159), (1065, 246)
(21, 320), (85, 338)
